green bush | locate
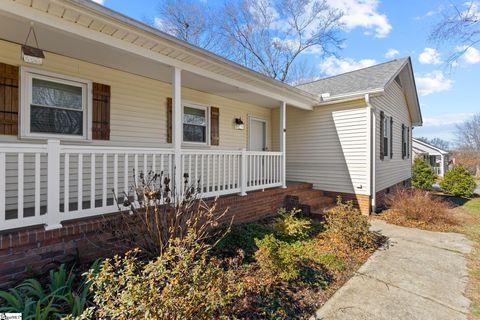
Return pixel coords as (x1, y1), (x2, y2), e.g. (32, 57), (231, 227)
(83, 231), (242, 320)
(324, 198), (378, 250)
(412, 157), (436, 190)
(272, 208), (312, 240)
(213, 222), (273, 259)
(441, 165), (476, 197)
(254, 234), (344, 284)
(0, 261), (100, 319)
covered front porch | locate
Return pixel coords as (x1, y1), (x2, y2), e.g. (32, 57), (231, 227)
(0, 0), (322, 232)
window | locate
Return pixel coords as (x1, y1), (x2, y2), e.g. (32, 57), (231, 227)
(383, 115), (390, 157)
(183, 104), (208, 144)
(21, 68), (91, 140)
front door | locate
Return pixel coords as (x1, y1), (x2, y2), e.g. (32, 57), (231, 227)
(249, 118), (266, 151)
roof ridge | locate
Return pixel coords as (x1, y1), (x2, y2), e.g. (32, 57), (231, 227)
(297, 57), (409, 87)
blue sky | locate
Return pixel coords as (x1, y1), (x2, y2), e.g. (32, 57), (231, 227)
(96, 0), (479, 144)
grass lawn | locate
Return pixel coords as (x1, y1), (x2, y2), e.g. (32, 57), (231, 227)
(452, 197), (480, 319)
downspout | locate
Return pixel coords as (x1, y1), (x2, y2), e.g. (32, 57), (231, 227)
(365, 94), (376, 213)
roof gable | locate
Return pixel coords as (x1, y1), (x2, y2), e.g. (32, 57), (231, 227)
(297, 58), (422, 126)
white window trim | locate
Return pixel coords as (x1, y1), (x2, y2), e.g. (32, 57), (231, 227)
(20, 67), (92, 141)
(182, 101), (209, 146)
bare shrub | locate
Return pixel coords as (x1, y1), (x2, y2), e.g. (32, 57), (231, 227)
(324, 198), (378, 251)
(383, 189), (458, 228)
(97, 170), (231, 258)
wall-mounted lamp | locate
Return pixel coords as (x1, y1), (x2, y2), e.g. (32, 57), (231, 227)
(234, 117), (245, 130)
(22, 22), (45, 65)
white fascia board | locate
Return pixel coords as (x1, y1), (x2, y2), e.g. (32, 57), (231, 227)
(2, 0), (317, 110)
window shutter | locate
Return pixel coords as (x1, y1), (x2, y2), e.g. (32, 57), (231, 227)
(390, 116), (393, 159)
(407, 127), (410, 158)
(401, 124), (406, 159)
(0, 63), (19, 136)
(210, 106), (219, 146)
(92, 83), (110, 140)
(379, 111), (384, 160)
(166, 97), (172, 143)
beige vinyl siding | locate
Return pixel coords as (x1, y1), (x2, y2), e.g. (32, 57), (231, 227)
(272, 100), (370, 195)
(372, 81), (413, 192)
(0, 39), (273, 212)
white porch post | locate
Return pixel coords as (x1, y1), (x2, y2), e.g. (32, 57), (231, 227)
(280, 101), (287, 188)
(440, 154), (445, 177)
(45, 139), (62, 230)
(172, 67), (182, 196)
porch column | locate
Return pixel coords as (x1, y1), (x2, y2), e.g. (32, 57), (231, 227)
(172, 67), (182, 196)
(280, 101), (287, 188)
(440, 154), (445, 177)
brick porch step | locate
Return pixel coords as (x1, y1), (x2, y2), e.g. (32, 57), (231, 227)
(285, 187), (335, 218)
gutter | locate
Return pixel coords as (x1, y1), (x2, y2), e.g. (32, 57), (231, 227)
(317, 88), (384, 106)
(365, 93), (376, 213)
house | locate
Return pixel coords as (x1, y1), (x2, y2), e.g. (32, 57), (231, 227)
(412, 138), (449, 176)
(283, 58), (422, 212)
(0, 0), (422, 285)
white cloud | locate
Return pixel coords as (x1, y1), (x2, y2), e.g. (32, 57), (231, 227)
(419, 48), (442, 65)
(319, 56), (377, 76)
(385, 48), (399, 59)
(416, 71), (453, 96)
(91, 0), (104, 4)
(327, 0), (392, 38)
(422, 113), (474, 128)
(456, 46), (480, 64)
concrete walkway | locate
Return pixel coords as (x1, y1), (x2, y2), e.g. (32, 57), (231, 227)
(312, 220), (473, 320)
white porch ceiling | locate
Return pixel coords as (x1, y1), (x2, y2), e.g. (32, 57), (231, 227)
(0, 0), (318, 109)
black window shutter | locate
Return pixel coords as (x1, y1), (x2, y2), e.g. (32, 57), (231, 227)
(401, 124), (406, 159)
(407, 127), (410, 158)
(379, 111), (384, 160)
(92, 83), (110, 140)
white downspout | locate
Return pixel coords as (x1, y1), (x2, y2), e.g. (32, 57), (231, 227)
(365, 94), (376, 213)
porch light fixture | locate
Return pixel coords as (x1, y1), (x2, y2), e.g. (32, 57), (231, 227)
(234, 117), (245, 130)
(22, 22), (45, 65)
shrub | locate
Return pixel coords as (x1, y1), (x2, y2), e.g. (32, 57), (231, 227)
(412, 157), (436, 190)
(272, 208), (312, 240)
(254, 234), (344, 283)
(84, 231), (242, 320)
(101, 170), (230, 258)
(441, 165), (476, 197)
(324, 198), (378, 250)
(213, 222), (273, 259)
(384, 188), (457, 227)
(0, 261), (100, 319)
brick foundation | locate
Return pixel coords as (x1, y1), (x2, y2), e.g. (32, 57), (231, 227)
(322, 191), (371, 216)
(0, 182), (314, 288)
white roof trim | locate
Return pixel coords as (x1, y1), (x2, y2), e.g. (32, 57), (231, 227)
(412, 138), (448, 155)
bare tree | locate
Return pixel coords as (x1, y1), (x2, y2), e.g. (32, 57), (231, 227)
(430, 1), (480, 64)
(221, 0), (343, 82)
(416, 136), (450, 150)
(456, 113), (480, 151)
(454, 113), (480, 176)
(153, 0), (343, 84)
(153, 0), (223, 52)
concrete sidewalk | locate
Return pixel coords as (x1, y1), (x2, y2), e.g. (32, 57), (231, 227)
(312, 219), (473, 320)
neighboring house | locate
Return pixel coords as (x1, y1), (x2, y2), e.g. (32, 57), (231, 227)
(0, 0), (422, 284)
(412, 138), (449, 177)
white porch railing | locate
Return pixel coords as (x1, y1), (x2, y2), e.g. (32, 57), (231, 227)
(0, 140), (284, 231)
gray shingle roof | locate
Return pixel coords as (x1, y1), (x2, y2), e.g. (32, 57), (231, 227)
(297, 58), (409, 97)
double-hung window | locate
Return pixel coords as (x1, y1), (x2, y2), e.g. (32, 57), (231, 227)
(383, 115), (390, 157)
(21, 69), (91, 140)
(183, 103), (208, 144)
